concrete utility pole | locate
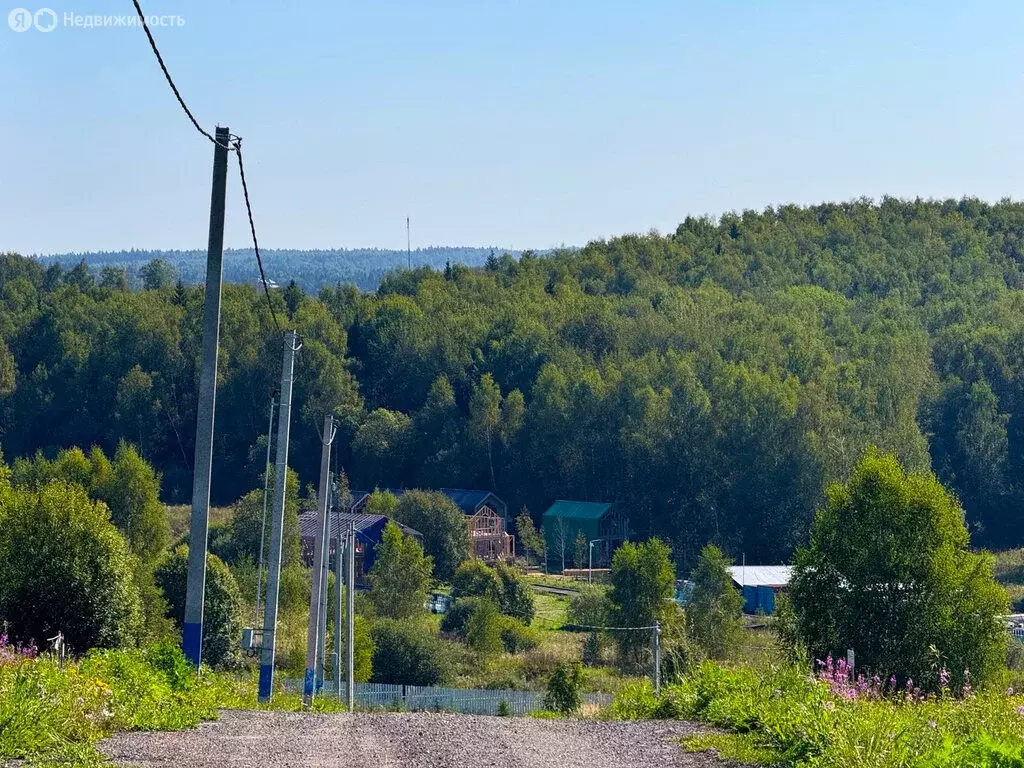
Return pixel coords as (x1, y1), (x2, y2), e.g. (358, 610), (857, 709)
(346, 521), (355, 712)
(254, 398), (276, 626)
(333, 484), (344, 698)
(303, 415), (335, 707)
(316, 482), (330, 690)
(183, 125), (231, 669)
(258, 330), (301, 703)
(652, 621), (662, 695)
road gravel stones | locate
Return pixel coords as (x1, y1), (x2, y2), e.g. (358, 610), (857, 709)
(100, 709), (753, 768)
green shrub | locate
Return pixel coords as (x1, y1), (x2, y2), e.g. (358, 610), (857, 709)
(922, 733), (1024, 767)
(466, 599), (503, 655)
(439, 597), (485, 635)
(614, 660), (1024, 768)
(495, 562), (535, 625)
(154, 545), (243, 668)
(544, 662), (584, 714)
(499, 617), (541, 653)
(686, 544), (743, 659)
(451, 559), (535, 625)
(610, 679), (659, 719)
(568, 585), (612, 628)
(0, 644), (241, 763)
(451, 559), (502, 602)
(144, 639), (195, 692)
(0, 482), (143, 650)
(370, 618), (454, 686)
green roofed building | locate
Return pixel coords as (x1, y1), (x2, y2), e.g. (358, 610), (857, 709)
(541, 500), (629, 573)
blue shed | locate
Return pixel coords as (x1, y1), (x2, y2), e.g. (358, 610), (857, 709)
(728, 565), (793, 615)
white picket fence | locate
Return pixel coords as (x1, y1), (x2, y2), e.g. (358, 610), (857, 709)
(284, 680), (611, 716)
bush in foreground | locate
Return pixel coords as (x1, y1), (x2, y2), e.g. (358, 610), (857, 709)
(0, 481), (143, 650)
(370, 618), (454, 686)
(155, 545), (243, 668)
(791, 451), (1009, 691)
(544, 662), (584, 714)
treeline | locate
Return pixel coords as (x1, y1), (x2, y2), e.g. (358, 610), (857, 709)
(37, 246), (521, 292)
(6, 197), (1024, 566)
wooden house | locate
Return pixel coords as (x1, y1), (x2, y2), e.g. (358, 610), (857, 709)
(351, 487), (514, 563)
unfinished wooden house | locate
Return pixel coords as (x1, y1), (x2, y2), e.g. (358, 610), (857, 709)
(350, 487), (514, 563)
(444, 488), (513, 562)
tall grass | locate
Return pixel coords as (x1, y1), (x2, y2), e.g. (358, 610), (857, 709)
(0, 639), (246, 765)
(611, 662), (1024, 768)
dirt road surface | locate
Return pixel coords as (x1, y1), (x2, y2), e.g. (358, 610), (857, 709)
(100, 710), (751, 768)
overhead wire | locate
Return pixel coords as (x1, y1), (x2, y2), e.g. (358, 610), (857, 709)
(130, 0), (282, 333)
(233, 137), (282, 333)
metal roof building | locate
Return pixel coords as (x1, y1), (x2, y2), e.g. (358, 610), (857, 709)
(541, 500), (629, 573)
(728, 565), (793, 588)
(298, 511), (422, 585)
(728, 565), (793, 615)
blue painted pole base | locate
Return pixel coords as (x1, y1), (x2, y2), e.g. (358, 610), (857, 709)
(303, 668), (315, 699)
(182, 622), (203, 668)
(258, 663), (274, 702)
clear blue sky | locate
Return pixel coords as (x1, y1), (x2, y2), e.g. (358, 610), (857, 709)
(3, 0), (1023, 255)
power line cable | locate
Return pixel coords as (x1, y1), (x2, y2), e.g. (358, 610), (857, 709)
(233, 137), (282, 333)
(130, 0), (281, 333)
(130, 0), (226, 148)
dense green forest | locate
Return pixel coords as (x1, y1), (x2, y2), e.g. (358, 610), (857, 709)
(38, 246), (522, 292)
(5, 197), (1024, 568)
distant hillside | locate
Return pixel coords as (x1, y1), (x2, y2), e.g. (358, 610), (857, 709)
(37, 247), (528, 291)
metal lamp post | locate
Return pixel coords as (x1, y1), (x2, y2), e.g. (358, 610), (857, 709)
(588, 539), (602, 584)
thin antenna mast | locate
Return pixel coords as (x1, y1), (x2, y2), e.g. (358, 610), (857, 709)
(407, 216), (411, 269)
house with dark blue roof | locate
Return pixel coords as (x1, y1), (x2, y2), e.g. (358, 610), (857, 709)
(298, 510), (422, 586)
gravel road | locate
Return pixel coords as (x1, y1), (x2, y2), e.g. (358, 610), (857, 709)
(100, 710), (751, 768)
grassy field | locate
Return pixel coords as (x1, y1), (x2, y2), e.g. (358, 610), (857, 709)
(165, 505), (235, 543)
(525, 573), (587, 591)
(993, 548), (1024, 612)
